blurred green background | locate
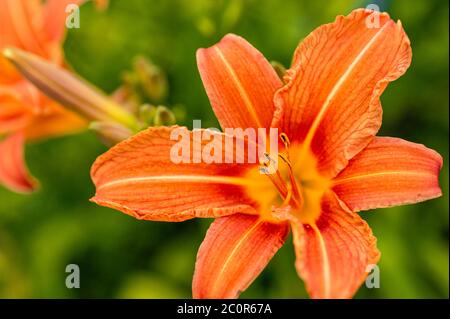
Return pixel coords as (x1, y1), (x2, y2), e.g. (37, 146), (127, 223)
(0, 0), (448, 298)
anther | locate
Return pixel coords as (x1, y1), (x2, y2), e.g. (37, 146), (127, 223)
(260, 152), (288, 198)
(262, 152), (276, 165)
(280, 133), (293, 165)
(280, 133), (290, 150)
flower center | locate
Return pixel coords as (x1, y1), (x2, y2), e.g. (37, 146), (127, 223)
(261, 133), (303, 209)
(245, 133), (331, 224)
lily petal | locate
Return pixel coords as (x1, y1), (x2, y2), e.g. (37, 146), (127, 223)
(292, 192), (380, 298)
(274, 9), (412, 177)
(333, 137), (443, 212)
(193, 213), (289, 298)
(91, 126), (259, 221)
(0, 132), (38, 193)
(0, 0), (47, 57)
(0, 55), (20, 84)
(197, 34), (282, 130)
(0, 85), (32, 134)
(24, 101), (86, 140)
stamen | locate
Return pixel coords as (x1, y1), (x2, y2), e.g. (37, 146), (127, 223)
(262, 152), (288, 193)
(262, 153), (285, 185)
(278, 153), (290, 165)
(279, 153), (303, 209)
(280, 132), (290, 149)
(260, 137), (304, 211)
(282, 183), (292, 206)
(262, 160), (288, 197)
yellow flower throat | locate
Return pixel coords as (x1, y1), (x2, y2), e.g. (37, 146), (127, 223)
(245, 133), (331, 225)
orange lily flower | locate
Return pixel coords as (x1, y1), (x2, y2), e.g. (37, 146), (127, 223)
(0, 0), (88, 193)
(90, 9), (443, 298)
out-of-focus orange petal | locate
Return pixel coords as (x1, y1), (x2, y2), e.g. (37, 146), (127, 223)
(91, 126), (260, 222)
(0, 132), (38, 193)
(333, 137), (443, 212)
(0, 85), (32, 134)
(0, 56), (20, 84)
(0, 0), (48, 57)
(0, 0), (63, 81)
(292, 192), (380, 299)
(24, 101), (87, 140)
(197, 34), (282, 130)
(1, 81), (73, 138)
(193, 213), (289, 298)
(274, 9), (412, 178)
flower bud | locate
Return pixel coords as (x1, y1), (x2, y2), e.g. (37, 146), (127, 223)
(3, 48), (140, 132)
(138, 103), (156, 125)
(153, 105), (176, 126)
(133, 56), (168, 103)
